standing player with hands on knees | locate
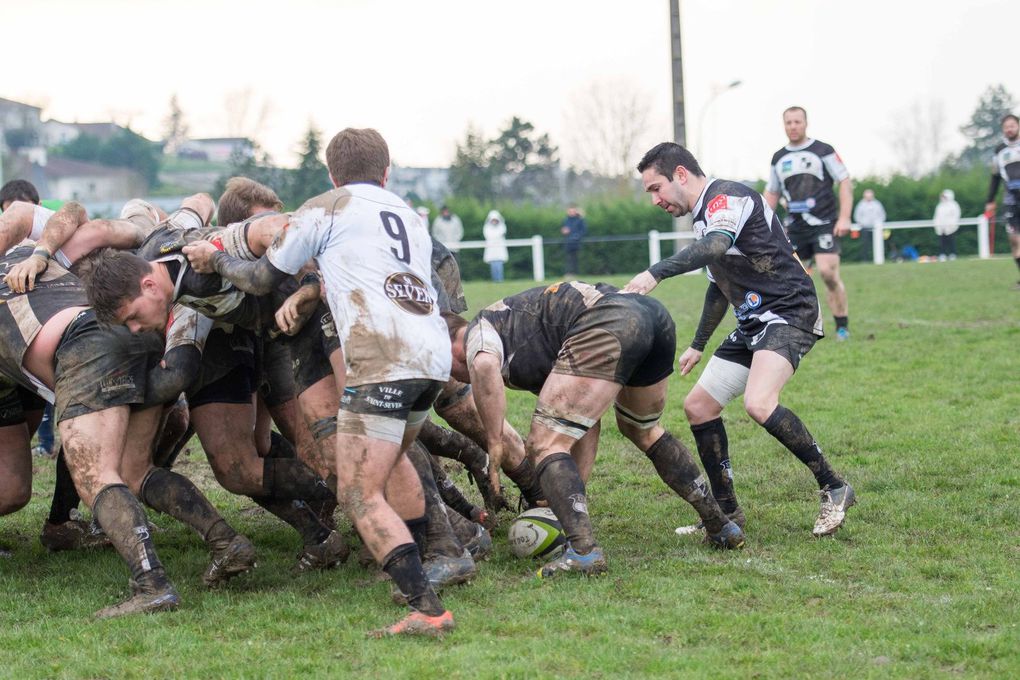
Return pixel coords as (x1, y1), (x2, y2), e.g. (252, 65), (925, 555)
(624, 142), (856, 538)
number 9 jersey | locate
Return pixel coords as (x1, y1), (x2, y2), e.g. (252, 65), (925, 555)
(266, 183), (451, 387)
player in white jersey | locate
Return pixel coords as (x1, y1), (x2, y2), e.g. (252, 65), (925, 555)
(183, 128), (455, 638)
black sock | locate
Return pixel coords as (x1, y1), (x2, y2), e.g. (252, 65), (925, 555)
(253, 497), (331, 546)
(417, 420), (488, 472)
(267, 430), (296, 459)
(262, 458), (335, 504)
(834, 315), (848, 331)
(505, 457), (546, 507)
(382, 543), (445, 616)
(535, 452), (596, 554)
(1015, 256), (1020, 274)
(47, 447), (81, 524)
(405, 515), (429, 557)
(645, 432), (729, 533)
(140, 467), (236, 548)
(429, 454), (479, 520)
(92, 484), (168, 587)
(690, 419), (738, 514)
(762, 405), (843, 489)
(406, 442), (464, 559)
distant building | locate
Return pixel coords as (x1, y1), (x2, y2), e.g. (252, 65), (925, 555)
(176, 137), (253, 163)
(43, 157), (147, 203)
(387, 165), (450, 203)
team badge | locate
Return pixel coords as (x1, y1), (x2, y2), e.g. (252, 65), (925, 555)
(744, 291), (762, 309)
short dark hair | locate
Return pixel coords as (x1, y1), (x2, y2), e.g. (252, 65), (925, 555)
(783, 106), (807, 120)
(325, 128), (390, 186)
(78, 249), (152, 324)
(636, 143), (705, 179)
(0, 179), (40, 207)
(217, 176), (283, 226)
(1002, 114), (1019, 126)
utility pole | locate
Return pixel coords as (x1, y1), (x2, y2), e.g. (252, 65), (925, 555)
(669, 0), (686, 147)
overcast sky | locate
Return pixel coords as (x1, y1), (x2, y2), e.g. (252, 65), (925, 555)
(5, 0), (1018, 182)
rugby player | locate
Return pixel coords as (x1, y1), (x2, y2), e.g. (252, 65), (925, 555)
(764, 107), (854, 341)
(624, 142), (856, 537)
(983, 113), (1020, 288)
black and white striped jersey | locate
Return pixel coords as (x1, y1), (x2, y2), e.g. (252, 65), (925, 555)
(766, 138), (849, 229)
(987, 140), (1020, 205)
(692, 179), (822, 338)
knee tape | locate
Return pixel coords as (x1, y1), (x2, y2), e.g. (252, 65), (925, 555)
(533, 403), (597, 441)
(336, 409), (404, 445)
(697, 356), (750, 407)
(614, 402), (663, 430)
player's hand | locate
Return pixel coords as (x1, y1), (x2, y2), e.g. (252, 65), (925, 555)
(4, 254), (48, 293)
(274, 287), (318, 336)
(834, 217), (851, 237)
(182, 240), (218, 273)
(677, 347), (703, 376)
(984, 202), (997, 218)
(622, 271), (658, 295)
(486, 442), (504, 499)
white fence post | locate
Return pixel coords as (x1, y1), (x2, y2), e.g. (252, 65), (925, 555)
(649, 230), (661, 267)
(977, 215), (990, 259)
(872, 222), (885, 265)
(531, 235), (545, 281)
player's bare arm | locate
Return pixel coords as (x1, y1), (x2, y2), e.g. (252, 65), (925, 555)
(623, 231), (731, 293)
(764, 191), (780, 210)
(467, 350), (507, 495)
(0, 201), (39, 251)
(834, 178), (853, 237)
(4, 202), (88, 292)
(679, 282), (729, 376)
(275, 274), (323, 335)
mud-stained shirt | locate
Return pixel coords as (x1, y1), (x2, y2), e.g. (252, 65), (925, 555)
(766, 138), (849, 230)
(266, 183), (451, 386)
(0, 245), (88, 398)
(690, 179), (822, 338)
(136, 225), (265, 330)
(465, 281), (611, 392)
(989, 140), (1020, 204)
(431, 237), (467, 314)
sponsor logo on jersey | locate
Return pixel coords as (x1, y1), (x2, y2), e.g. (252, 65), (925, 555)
(782, 160), (792, 172)
(744, 291), (762, 309)
(383, 272), (434, 315)
(707, 194), (729, 216)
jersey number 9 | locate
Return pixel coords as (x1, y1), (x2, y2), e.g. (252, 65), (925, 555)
(380, 211), (411, 264)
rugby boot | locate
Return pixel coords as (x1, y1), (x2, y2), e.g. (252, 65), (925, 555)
(294, 530), (349, 573)
(462, 523), (493, 561)
(537, 544), (607, 579)
(392, 550), (477, 604)
(40, 518), (111, 552)
(704, 520), (746, 550)
(369, 610), (455, 638)
(813, 483), (856, 537)
(674, 507), (746, 538)
(202, 533), (257, 587)
(94, 577), (181, 619)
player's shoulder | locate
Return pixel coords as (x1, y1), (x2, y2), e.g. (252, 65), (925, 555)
(296, 187), (354, 215)
(709, 178), (756, 200)
(808, 139), (837, 156)
(993, 142), (1007, 154)
(770, 147), (789, 165)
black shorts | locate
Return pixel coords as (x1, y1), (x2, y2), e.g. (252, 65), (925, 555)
(54, 310), (164, 423)
(552, 294), (676, 387)
(257, 334), (297, 407)
(187, 327), (256, 407)
(789, 223), (840, 260)
(283, 301), (341, 395)
(0, 379), (45, 427)
(714, 323), (818, 372)
(1004, 198), (1020, 234)
(340, 379), (443, 420)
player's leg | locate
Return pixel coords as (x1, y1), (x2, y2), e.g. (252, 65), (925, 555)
(815, 235), (848, 338)
(0, 423), (32, 517)
(1009, 225), (1020, 286)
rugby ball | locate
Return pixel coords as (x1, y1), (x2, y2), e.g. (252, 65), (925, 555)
(508, 507), (566, 559)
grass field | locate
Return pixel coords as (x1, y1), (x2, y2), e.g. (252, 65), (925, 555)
(1, 258), (1018, 679)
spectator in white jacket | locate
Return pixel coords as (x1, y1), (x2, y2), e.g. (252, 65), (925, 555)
(852, 189), (886, 261)
(933, 189), (961, 261)
(431, 205), (464, 252)
(483, 210), (509, 282)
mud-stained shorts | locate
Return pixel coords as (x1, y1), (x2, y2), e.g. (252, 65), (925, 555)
(789, 222), (840, 260)
(340, 379), (443, 421)
(284, 301), (341, 395)
(257, 334), (297, 407)
(552, 294), (676, 387)
(0, 378), (45, 427)
(187, 327), (256, 408)
(53, 310), (164, 423)
(712, 323), (818, 372)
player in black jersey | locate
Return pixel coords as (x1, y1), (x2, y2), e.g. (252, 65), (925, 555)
(625, 142), (855, 537)
(448, 281), (745, 579)
(764, 107), (854, 340)
(983, 114), (1020, 287)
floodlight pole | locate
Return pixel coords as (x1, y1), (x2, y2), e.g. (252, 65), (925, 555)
(669, 0), (693, 248)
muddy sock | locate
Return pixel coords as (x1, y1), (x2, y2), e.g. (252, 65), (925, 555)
(645, 432), (729, 533)
(505, 457), (546, 507)
(47, 448), (81, 524)
(253, 497), (331, 546)
(406, 443), (463, 558)
(140, 467), (238, 547)
(418, 420), (488, 471)
(267, 430), (296, 459)
(690, 419), (738, 514)
(446, 508), (478, 547)
(155, 423), (195, 469)
(834, 315), (848, 331)
(92, 483), (169, 586)
(382, 542), (445, 616)
(404, 515), (429, 558)
(262, 458), (335, 504)
(535, 452), (596, 554)
(430, 455), (480, 521)
(762, 405), (843, 489)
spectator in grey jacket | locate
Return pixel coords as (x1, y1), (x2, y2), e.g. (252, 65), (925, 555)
(852, 189), (886, 261)
(431, 205), (464, 252)
(933, 189), (961, 261)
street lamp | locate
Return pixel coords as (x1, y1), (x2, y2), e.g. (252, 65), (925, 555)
(695, 79), (742, 159)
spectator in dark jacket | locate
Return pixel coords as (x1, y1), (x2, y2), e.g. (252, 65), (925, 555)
(560, 205), (586, 276)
